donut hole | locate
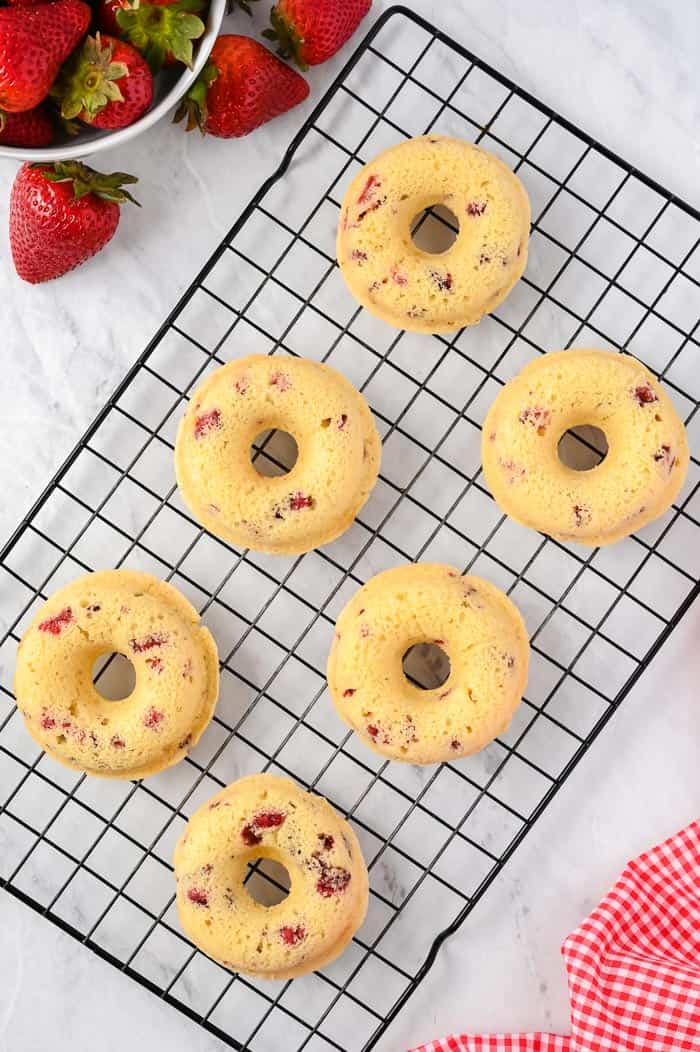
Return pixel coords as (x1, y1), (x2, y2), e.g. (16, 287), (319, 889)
(91, 652), (136, 701)
(402, 642), (451, 690)
(558, 425), (608, 471)
(411, 203), (459, 254)
(251, 429), (298, 477)
(245, 857), (291, 907)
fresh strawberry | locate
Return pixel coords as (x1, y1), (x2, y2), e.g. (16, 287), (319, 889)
(97, 0), (131, 35)
(174, 34), (308, 138)
(0, 0), (91, 112)
(57, 33), (153, 129)
(0, 106), (54, 147)
(10, 161), (138, 284)
(97, 0), (205, 72)
(263, 0), (371, 70)
(6, 0), (48, 5)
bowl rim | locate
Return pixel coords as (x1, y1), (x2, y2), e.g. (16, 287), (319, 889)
(0, 0), (226, 164)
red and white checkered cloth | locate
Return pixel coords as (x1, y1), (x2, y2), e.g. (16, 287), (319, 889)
(410, 820), (700, 1052)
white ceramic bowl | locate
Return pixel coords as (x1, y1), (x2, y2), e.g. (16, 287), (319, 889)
(0, 0), (226, 163)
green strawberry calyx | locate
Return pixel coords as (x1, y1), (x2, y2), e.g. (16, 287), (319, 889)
(34, 162), (141, 206)
(262, 6), (308, 71)
(172, 58), (218, 133)
(57, 34), (129, 123)
(116, 0), (206, 73)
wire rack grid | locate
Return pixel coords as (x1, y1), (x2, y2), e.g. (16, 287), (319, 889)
(1, 7), (699, 1051)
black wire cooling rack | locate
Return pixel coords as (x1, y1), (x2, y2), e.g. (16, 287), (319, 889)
(1, 7), (699, 1051)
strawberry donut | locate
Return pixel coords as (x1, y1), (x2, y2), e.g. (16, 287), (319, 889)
(327, 564), (530, 764)
(482, 350), (689, 546)
(337, 135), (530, 334)
(174, 774), (368, 979)
(14, 570), (219, 779)
(174, 354), (381, 555)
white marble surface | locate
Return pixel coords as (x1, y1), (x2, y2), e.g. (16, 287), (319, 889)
(1, 1), (699, 1050)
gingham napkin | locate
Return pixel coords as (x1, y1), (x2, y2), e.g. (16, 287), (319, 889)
(410, 820), (700, 1052)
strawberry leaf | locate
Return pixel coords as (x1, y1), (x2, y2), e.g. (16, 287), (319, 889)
(61, 116), (82, 137)
(37, 162), (141, 206)
(173, 58), (218, 132)
(116, 2), (205, 72)
(56, 34), (128, 122)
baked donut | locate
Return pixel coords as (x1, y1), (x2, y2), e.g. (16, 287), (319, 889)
(14, 570), (219, 779)
(482, 350), (689, 546)
(174, 354), (381, 555)
(337, 135), (530, 334)
(174, 774), (368, 980)
(327, 564), (529, 764)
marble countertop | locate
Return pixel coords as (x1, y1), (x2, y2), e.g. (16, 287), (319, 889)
(1, 1), (698, 1049)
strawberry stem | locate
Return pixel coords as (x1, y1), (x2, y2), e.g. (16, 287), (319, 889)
(173, 58), (218, 133)
(262, 6), (308, 70)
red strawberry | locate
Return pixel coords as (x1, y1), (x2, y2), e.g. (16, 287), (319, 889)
(7, 0), (47, 5)
(10, 161), (139, 284)
(263, 0), (371, 70)
(97, 0), (131, 35)
(0, 0), (91, 112)
(57, 33), (153, 129)
(0, 106), (54, 147)
(174, 34), (308, 138)
(98, 0), (205, 72)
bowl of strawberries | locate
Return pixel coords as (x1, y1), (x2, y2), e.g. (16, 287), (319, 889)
(0, 0), (226, 159)
(4, 0), (373, 284)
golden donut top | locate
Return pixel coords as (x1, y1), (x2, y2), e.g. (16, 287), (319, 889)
(174, 774), (368, 979)
(337, 135), (530, 333)
(175, 354), (381, 554)
(482, 350), (689, 546)
(328, 563), (529, 764)
(14, 569), (218, 779)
